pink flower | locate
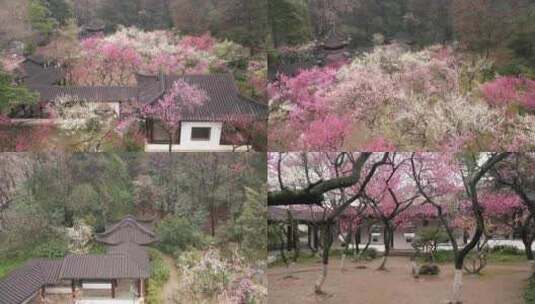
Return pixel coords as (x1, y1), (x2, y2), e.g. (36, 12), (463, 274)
(480, 76), (535, 110)
(180, 33), (215, 51)
(522, 88), (535, 109)
(300, 115), (351, 150)
(141, 80), (208, 133)
(361, 136), (397, 152)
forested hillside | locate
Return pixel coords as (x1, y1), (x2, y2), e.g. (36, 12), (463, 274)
(270, 0), (534, 53)
(0, 153), (267, 302)
(0, 0), (267, 50)
(0, 153), (265, 235)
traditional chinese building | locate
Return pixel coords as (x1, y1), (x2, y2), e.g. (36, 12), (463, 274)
(268, 205), (470, 254)
(269, 27), (352, 81)
(0, 216), (157, 304)
(9, 58), (267, 152)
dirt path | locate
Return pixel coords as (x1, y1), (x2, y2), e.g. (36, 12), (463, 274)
(161, 254), (180, 303)
(268, 256), (529, 304)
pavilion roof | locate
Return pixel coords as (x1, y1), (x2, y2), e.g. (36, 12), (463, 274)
(269, 205), (330, 223)
(268, 204), (365, 224)
(19, 61), (268, 121)
(319, 29), (350, 50)
(59, 246), (150, 280)
(0, 259), (63, 304)
(96, 215), (158, 246)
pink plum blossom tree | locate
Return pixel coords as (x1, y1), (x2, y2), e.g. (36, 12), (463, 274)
(222, 114), (267, 152)
(480, 76), (535, 110)
(410, 152), (510, 304)
(72, 37), (142, 86)
(68, 27), (245, 86)
(270, 152), (517, 299)
(141, 80), (208, 152)
(268, 44), (535, 151)
(268, 152), (392, 293)
(491, 153), (535, 273)
(361, 155), (420, 270)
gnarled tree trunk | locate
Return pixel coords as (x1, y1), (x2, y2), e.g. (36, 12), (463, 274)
(354, 228), (360, 256)
(315, 223), (333, 294)
(357, 229), (373, 261)
(522, 229), (535, 275)
(377, 225), (392, 271)
(341, 227), (354, 271)
(410, 258), (420, 278)
(315, 262), (328, 294)
(451, 268), (463, 304)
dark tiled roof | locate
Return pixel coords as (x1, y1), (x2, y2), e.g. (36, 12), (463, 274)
(106, 215), (156, 231)
(320, 30), (349, 50)
(0, 259), (62, 304)
(84, 19), (106, 32)
(61, 216), (154, 280)
(0, 216), (156, 303)
(26, 55), (47, 66)
(268, 62), (315, 80)
(107, 243), (150, 275)
(59, 252), (149, 280)
(268, 205), (361, 223)
(268, 205), (329, 223)
(28, 85), (138, 102)
(25, 68), (64, 86)
(38, 260), (64, 285)
(96, 216), (158, 245)
(135, 73), (161, 87)
(163, 74), (267, 121)
(18, 55), (266, 120)
(137, 79), (165, 104)
(16, 61), (61, 84)
(18, 55), (60, 85)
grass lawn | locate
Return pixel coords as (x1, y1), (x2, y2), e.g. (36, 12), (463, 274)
(269, 248), (526, 268)
(525, 274), (535, 304)
(269, 249), (377, 268)
(414, 249), (526, 265)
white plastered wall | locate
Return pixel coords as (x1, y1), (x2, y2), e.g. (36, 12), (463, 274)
(179, 121), (223, 150)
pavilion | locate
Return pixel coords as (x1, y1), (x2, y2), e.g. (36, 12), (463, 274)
(0, 215), (157, 304)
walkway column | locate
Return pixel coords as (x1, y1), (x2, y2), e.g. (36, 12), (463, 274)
(40, 287), (45, 303)
(111, 279), (116, 298)
(307, 225), (312, 248)
(287, 225), (292, 250)
(71, 280), (76, 299)
(313, 225), (319, 250)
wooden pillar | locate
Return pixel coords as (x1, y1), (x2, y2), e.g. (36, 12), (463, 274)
(71, 280), (76, 299)
(40, 287), (45, 303)
(313, 225), (319, 250)
(111, 279), (116, 299)
(287, 225), (292, 250)
(307, 225), (312, 248)
(390, 227), (395, 248)
(176, 122), (181, 145)
(146, 119), (153, 142)
(355, 227), (361, 253)
(292, 223), (299, 250)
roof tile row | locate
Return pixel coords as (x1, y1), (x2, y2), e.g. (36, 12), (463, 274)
(0, 216), (157, 304)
